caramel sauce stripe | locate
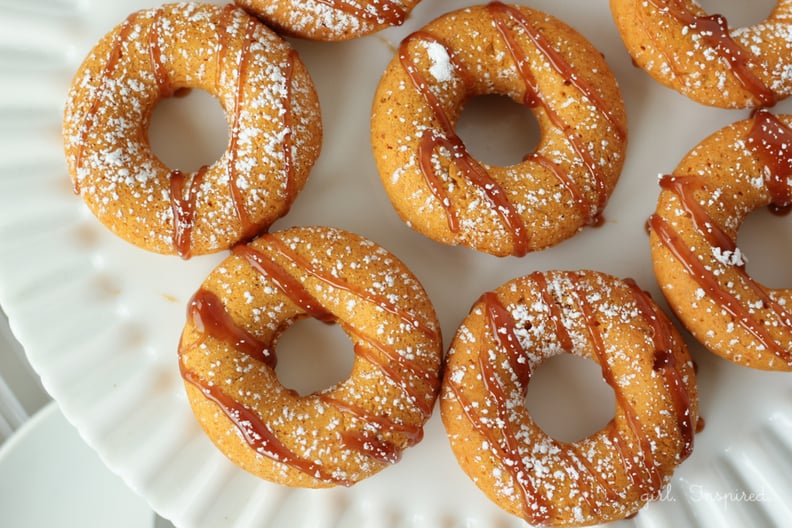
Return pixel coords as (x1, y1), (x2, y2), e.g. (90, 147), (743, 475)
(487, 2), (614, 214)
(181, 366), (354, 486)
(315, 0), (407, 26)
(73, 12), (142, 193)
(569, 276), (663, 495)
(625, 279), (695, 460)
(399, 31), (530, 255)
(225, 240), (437, 463)
(644, 0), (775, 106)
(651, 213), (792, 362)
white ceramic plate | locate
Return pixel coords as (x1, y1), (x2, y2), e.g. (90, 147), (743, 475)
(0, 401), (152, 527)
(1, 0), (791, 526)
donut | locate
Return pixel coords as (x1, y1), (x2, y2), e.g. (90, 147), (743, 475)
(178, 226), (443, 487)
(234, 0), (419, 41)
(371, 2), (627, 257)
(63, 3), (322, 258)
(649, 111), (792, 371)
(440, 270), (698, 525)
(610, 0), (792, 108)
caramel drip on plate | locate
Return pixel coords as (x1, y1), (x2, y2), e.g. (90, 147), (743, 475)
(399, 31), (530, 256)
(180, 366), (353, 486)
(169, 166), (208, 259)
(315, 0), (407, 26)
(183, 288), (275, 367)
(73, 13), (141, 193)
(646, 0), (776, 106)
(650, 214), (792, 362)
(487, 2), (616, 217)
(568, 275), (663, 496)
(625, 279), (694, 460)
(748, 110), (792, 215)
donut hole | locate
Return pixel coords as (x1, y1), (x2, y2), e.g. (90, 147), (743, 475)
(736, 207), (792, 289)
(455, 94), (540, 167)
(524, 354), (616, 443)
(697, 0), (776, 27)
(274, 318), (355, 396)
(148, 88), (229, 173)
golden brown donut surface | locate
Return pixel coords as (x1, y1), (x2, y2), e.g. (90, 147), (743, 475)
(610, 0), (792, 108)
(178, 226), (443, 487)
(371, 2), (627, 257)
(650, 111), (792, 371)
(441, 270), (698, 526)
(63, 3), (322, 258)
(234, 0), (420, 41)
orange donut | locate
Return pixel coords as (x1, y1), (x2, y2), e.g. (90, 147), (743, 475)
(650, 111), (792, 371)
(441, 271), (698, 525)
(371, 2), (627, 257)
(610, 0), (792, 108)
(234, 0), (420, 41)
(63, 3), (322, 258)
(178, 226), (443, 487)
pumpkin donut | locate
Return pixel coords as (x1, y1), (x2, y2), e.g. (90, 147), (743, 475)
(234, 0), (420, 41)
(610, 0), (792, 108)
(371, 2), (627, 257)
(650, 111), (792, 371)
(63, 3), (322, 258)
(178, 226), (443, 487)
(441, 270), (698, 526)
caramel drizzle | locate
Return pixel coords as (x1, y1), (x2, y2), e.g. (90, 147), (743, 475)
(646, 0), (776, 106)
(205, 237), (438, 475)
(568, 275), (663, 496)
(147, 8), (175, 98)
(315, 0), (407, 26)
(748, 110), (792, 214)
(651, 110), (792, 361)
(447, 288), (614, 522)
(650, 214), (792, 363)
(261, 235), (437, 338)
(226, 16), (258, 236)
(488, 2), (626, 142)
(625, 279), (694, 460)
(169, 167), (208, 259)
(528, 153), (602, 227)
(217, 6), (297, 239)
(180, 367), (353, 486)
(399, 31), (530, 256)
(488, 1), (619, 219)
(183, 288), (275, 367)
(73, 12), (141, 194)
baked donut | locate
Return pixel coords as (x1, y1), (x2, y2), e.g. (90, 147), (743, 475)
(441, 271), (698, 526)
(649, 111), (792, 371)
(178, 226), (443, 487)
(234, 0), (419, 41)
(63, 3), (322, 258)
(371, 2), (627, 257)
(610, 0), (792, 108)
